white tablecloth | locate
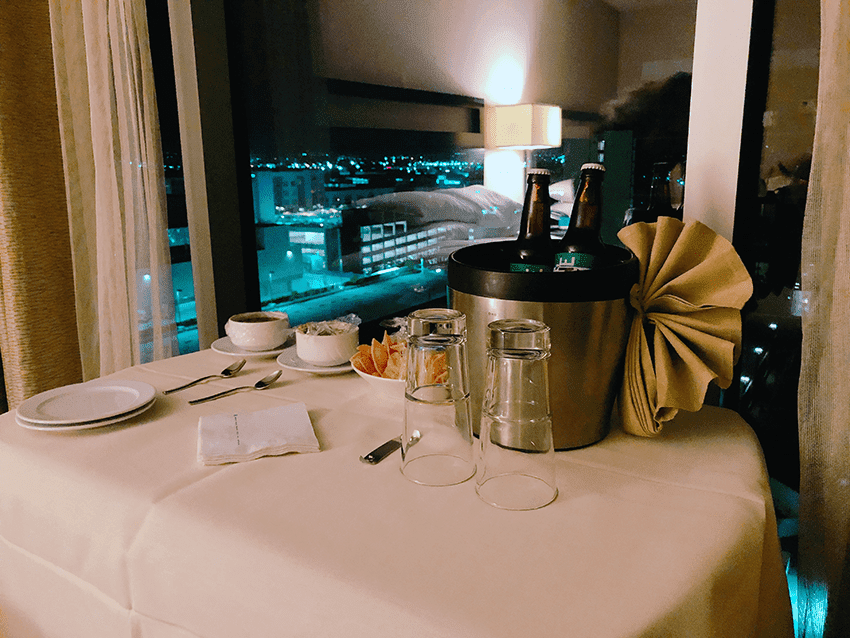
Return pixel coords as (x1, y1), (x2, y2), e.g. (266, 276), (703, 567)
(0, 349), (793, 637)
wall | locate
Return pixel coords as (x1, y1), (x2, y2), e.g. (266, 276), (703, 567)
(312, 0), (620, 111)
(686, 0), (753, 240)
(616, 1), (697, 95)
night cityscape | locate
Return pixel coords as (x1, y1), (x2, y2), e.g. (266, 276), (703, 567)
(163, 149), (575, 353)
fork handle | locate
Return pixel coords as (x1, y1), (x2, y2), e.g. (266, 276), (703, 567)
(188, 386), (245, 405)
(163, 374), (219, 395)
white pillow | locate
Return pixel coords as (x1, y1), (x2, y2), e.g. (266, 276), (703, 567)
(549, 179), (574, 202)
(551, 201), (572, 217)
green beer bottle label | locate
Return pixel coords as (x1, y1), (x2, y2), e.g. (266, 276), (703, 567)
(554, 252), (597, 271)
(509, 262), (550, 273)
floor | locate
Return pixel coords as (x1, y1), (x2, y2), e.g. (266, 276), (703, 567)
(772, 477), (801, 636)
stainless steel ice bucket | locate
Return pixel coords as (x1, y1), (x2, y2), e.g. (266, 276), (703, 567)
(448, 241), (638, 450)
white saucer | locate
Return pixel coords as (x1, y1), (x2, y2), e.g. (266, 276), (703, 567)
(211, 336), (291, 359)
(276, 346), (353, 375)
(16, 397), (157, 431)
(17, 379), (157, 425)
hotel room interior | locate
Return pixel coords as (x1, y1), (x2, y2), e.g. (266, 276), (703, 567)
(1, 0), (847, 636)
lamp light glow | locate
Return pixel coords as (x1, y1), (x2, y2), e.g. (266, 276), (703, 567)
(483, 149), (526, 203)
(485, 56), (525, 105)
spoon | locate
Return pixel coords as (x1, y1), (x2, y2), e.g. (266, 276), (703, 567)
(163, 359), (247, 395)
(188, 370), (283, 405)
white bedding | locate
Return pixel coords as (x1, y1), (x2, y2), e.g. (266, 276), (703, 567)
(356, 185), (521, 232)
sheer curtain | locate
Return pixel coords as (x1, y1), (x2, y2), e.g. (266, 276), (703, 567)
(797, 0), (850, 635)
(48, 0), (177, 379)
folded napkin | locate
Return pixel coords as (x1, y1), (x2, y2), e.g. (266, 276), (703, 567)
(616, 218), (753, 436)
(197, 402), (320, 465)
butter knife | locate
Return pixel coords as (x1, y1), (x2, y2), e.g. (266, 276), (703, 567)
(360, 436), (402, 465)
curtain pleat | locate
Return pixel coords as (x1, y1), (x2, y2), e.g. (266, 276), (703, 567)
(0, 1), (84, 408)
(796, 0), (850, 635)
(49, 0), (177, 378)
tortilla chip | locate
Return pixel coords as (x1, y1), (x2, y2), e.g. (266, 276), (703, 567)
(388, 336), (406, 356)
(383, 352), (404, 379)
(351, 350), (378, 376)
(425, 352), (448, 385)
(354, 344), (371, 359)
(351, 331), (408, 379)
(371, 338), (389, 375)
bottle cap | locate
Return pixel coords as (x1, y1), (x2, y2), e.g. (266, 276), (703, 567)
(580, 163), (605, 172)
(526, 168), (552, 177)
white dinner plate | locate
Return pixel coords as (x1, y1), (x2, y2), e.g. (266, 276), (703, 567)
(16, 397), (157, 432)
(16, 379), (157, 425)
(276, 346), (353, 375)
(211, 336), (292, 359)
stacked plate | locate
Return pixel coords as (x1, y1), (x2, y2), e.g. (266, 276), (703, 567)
(15, 379), (157, 431)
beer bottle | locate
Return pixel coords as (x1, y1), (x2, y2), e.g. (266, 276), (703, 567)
(554, 163), (605, 271)
(669, 161), (685, 219)
(624, 161), (677, 226)
(645, 161), (681, 221)
(508, 168), (554, 272)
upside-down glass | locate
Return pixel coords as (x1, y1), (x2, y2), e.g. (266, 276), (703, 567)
(476, 318), (557, 510)
(401, 308), (475, 486)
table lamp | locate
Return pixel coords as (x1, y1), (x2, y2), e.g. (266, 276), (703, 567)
(484, 103), (562, 150)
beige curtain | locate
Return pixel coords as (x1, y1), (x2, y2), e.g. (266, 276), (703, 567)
(49, 0), (177, 380)
(797, 0), (850, 635)
(0, 2), (84, 409)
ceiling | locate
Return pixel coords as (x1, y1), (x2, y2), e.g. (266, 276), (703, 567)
(601, 0), (693, 11)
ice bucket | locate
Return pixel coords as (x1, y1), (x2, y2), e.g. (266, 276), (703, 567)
(448, 241), (639, 450)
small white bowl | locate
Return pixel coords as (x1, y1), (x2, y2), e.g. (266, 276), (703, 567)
(224, 311), (291, 352)
(295, 321), (359, 366)
(352, 364), (405, 399)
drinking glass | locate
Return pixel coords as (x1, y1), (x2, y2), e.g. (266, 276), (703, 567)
(401, 308), (475, 486)
(476, 318), (557, 510)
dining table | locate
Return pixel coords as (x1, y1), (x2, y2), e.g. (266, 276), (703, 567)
(0, 346), (794, 638)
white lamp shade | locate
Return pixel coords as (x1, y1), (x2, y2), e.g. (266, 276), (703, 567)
(484, 104), (562, 150)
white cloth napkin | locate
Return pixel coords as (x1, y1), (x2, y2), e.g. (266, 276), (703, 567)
(197, 402), (320, 465)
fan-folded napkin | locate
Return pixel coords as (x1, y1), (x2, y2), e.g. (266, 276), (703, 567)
(197, 402), (320, 465)
(617, 218), (753, 436)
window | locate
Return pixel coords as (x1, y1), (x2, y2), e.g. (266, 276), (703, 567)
(165, 0), (713, 345)
(731, 0), (820, 494)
